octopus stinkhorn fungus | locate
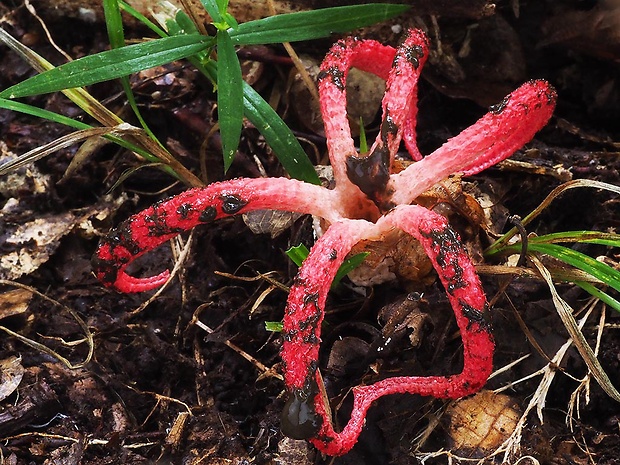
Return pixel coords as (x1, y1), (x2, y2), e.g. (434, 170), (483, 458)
(92, 29), (556, 456)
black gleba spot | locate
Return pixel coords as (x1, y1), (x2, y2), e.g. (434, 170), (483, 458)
(280, 389), (322, 440)
(199, 206), (217, 222)
(220, 194), (248, 214)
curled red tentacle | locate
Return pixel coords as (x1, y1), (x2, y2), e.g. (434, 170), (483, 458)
(92, 178), (340, 293)
(281, 206), (493, 456)
(343, 30), (429, 210)
(318, 30), (428, 216)
(389, 79), (557, 205)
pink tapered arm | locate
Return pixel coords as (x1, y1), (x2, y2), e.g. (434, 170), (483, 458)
(92, 177), (342, 293)
(389, 79), (557, 205)
(280, 205), (493, 456)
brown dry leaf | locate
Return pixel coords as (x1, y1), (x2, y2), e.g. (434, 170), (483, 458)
(378, 293), (430, 348)
(347, 229), (429, 287)
(327, 337), (371, 378)
(0, 213), (77, 280)
(0, 141), (52, 196)
(0, 195), (128, 281)
(0, 288), (33, 320)
(41, 441), (83, 465)
(446, 390), (521, 457)
(0, 356), (25, 402)
(243, 209), (302, 238)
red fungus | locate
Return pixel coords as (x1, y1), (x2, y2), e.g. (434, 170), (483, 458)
(92, 29), (556, 455)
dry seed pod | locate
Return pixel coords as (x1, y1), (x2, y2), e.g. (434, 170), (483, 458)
(446, 390), (521, 457)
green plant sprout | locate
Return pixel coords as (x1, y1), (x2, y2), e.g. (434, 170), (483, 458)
(286, 243), (369, 289)
(485, 180), (620, 313)
(0, 0), (409, 185)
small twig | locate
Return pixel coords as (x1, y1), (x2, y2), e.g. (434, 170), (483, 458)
(193, 319), (283, 380)
(509, 215), (529, 267)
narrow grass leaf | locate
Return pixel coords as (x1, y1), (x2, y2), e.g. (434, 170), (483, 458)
(217, 30), (243, 171)
(285, 244), (310, 267)
(200, 0), (223, 23)
(0, 34), (212, 99)
(577, 282), (620, 314)
(243, 81), (320, 184)
(0, 127), (115, 175)
(359, 117), (368, 153)
(119, 1), (167, 37)
(229, 4), (409, 45)
(0, 98), (91, 131)
(104, 0), (164, 146)
(531, 255), (620, 403)
(286, 244), (368, 288)
(333, 252), (369, 288)
(0, 98), (167, 174)
(265, 321), (284, 332)
(528, 231), (620, 248)
(527, 243), (620, 292)
(103, 0), (125, 49)
(202, 60), (318, 183)
(486, 180), (620, 256)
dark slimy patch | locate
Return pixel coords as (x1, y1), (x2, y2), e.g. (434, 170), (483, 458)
(105, 221), (142, 256)
(420, 226), (467, 294)
(176, 203), (193, 219)
(489, 96), (510, 115)
(199, 206), (217, 222)
(145, 207), (183, 237)
(297, 311), (321, 331)
(317, 66), (346, 91)
(91, 253), (118, 286)
(303, 292), (320, 307)
(380, 112), (399, 143)
(401, 43), (425, 69)
(345, 145), (390, 205)
(461, 301), (492, 331)
(220, 194), (248, 214)
(280, 386), (322, 440)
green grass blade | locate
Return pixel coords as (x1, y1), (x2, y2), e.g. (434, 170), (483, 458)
(359, 117), (368, 153)
(286, 243), (368, 288)
(333, 252), (369, 288)
(527, 243), (620, 292)
(217, 30), (243, 171)
(577, 282), (620, 314)
(242, 80), (320, 184)
(528, 231), (620, 248)
(103, 0), (164, 146)
(0, 99), (175, 176)
(200, 0), (223, 24)
(118, 1), (168, 37)
(285, 244), (310, 267)
(103, 0), (125, 49)
(265, 321), (284, 332)
(229, 4), (409, 45)
(0, 98), (92, 131)
(0, 34), (213, 99)
(201, 60), (318, 183)
(107, 2), (319, 183)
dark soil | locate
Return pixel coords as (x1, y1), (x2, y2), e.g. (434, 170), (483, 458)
(1, 1), (620, 464)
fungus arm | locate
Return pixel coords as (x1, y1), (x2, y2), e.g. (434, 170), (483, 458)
(389, 79), (557, 205)
(280, 206), (494, 456)
(92, 177), (340, 293)
(319, 31), (428, 213)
